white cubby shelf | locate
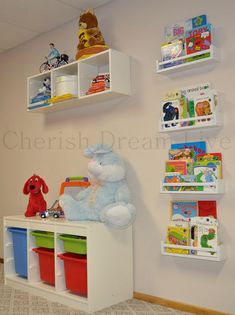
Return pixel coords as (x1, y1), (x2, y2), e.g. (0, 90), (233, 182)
(161, 241), (225, 262)
(160, 179), (225, 195)
(156, 45), (219, 74)
(4, 215), (133, 313)
(159, 106), (222, 133)
(27, 49), (131, 113)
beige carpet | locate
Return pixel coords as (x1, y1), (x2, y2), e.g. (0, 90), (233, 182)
(0, 264), (192, 315)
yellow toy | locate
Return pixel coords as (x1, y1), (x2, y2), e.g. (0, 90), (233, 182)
(76, 9), (108, 60)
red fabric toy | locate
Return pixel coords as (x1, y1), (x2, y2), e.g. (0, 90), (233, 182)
(23, 174), (49, 217)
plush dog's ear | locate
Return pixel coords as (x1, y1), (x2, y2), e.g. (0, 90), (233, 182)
(23, 179), (30, 195)
(40, 177), (49, 194)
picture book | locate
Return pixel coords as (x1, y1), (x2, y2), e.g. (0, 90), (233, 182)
(171, 141), (207, 157)
(196, 153), (222, 162)
(190, 216), (218, 256)
(194, 92), (215, 124)
(181, 83), (215, 125)
(163, 89), (181, 102)
(171, 201), (198, 222)
(185, 15), (207, 31)
(165, 160), (188, 175)
(198, 200), (217, 219)
(162, 99), (180, 128)
(161, 40), (183, 61)
(163, 172), (181, 191)
(166, 226), (190, 254)
(162, 90), (188, 128)
(194, 160), (222, 181)
(196, 224), (218, 257)
(186, 23), (212, 55)
(169, 148), (194, 161)
(164, 21), (185, 44)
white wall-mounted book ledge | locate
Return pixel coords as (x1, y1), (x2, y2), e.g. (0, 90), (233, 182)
(161, 241), (226, 262)
(159, 110), (222, 133)
(156, 45), (219, 74)
(160, 180), (224, 194)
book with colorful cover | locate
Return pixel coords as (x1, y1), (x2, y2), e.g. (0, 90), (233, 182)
(165, 160), (188, 175)
(181, 83), (215, 125)
(171, 201), (198, 222)
(196, 153), (222, 162)
(196, 224), (218, 257)
(166, 226), (190, 254)
(171, 141), (207, 157)
(162, 99), (180, 128)
(164, 22), (185, 44)
(163, 172), (181, 191)
(194, 160), (222, 181)
(185, 15), (207, 31)
(169, 148), (195, 160)
(186, 23), (212, 55)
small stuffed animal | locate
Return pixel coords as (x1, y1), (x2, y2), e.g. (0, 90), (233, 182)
(59, 144), (136, 229)
(23, 175), (49, 217)
(76, 9), (108, 60)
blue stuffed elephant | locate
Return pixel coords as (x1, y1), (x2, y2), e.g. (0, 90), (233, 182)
(59, 144), (136, 229)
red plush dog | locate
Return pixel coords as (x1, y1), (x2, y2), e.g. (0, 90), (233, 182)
(23, 174), (49, 217)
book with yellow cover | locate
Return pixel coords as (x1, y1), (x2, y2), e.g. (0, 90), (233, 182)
(166, 225), (190, 254)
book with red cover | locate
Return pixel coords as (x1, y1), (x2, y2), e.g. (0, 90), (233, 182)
(198, 200), (217, 219)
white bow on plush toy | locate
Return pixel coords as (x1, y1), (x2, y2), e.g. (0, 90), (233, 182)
(59, 144), (136, 229)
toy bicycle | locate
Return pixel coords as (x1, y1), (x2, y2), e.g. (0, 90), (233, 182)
(39, 54), (69, 73)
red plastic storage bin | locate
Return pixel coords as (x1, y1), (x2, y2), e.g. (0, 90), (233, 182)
(58, 253), (87, 296)
(33, 247), (55, 286)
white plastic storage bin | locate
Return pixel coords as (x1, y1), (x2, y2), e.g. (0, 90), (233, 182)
(55, 75), (78, 96)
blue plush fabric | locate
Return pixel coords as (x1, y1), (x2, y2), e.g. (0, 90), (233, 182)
(59, 144), (136, 229)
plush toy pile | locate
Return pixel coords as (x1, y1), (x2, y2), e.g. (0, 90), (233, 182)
(59, 144), (136, 229)
(76, 9), (108, 60)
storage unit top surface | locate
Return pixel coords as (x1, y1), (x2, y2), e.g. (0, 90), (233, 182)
(4, 215), (100, 228)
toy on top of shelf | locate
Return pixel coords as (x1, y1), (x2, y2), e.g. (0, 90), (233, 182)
(23, 174), (49, 217)
(59, 144), (136, 229)
(40, 176), (90, 219)
(40, 199), (64, 219)
(76, 9), (109, 60)
(39, 43), (69, 72)
(86, 73), (110, 95)
(30, 77), (51, 106)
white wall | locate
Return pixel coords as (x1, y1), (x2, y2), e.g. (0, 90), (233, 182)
(1, 0), (235, 313)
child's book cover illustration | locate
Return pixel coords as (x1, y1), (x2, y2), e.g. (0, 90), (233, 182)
(162, 100), (180, 128)
(163, 172), (181, 191)
(186, 23), (212, 55)
(197, 224), (218, 257)
(166, 226), (190, 254)
(164, 22), (185, 44)
(171, 141), (207, 157)
(165, 160), (188, 175)
(171, 201), (198, 222)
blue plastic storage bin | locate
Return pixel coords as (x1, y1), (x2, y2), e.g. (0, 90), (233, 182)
(8, 227), (28, 278)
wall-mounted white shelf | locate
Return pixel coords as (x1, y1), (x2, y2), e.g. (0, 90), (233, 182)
(161, 242), (225, 262)
(27, 49), (131, 113)
(4, 215), (133, 313)
(160, 180), (225, 194)
(156, 45), (219, 74)
(159, 106), (222, 133)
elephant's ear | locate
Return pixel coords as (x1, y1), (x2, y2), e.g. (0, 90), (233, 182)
(84, 144), (112, 158)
